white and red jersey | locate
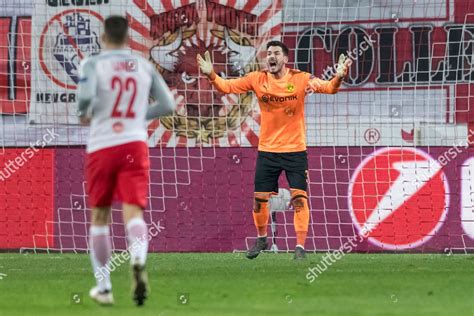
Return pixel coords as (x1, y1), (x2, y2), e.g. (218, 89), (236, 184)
(78, 49), (170, 153)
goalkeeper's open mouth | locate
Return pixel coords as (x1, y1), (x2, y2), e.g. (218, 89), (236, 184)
(268, 60), (278, 71)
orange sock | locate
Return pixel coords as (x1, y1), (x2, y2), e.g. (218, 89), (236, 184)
(291, 189), (309, 247)
(252, 192), (270, 236)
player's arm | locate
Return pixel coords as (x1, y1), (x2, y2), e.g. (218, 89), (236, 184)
(76, 59), (97, 124)
(197, 51), (253, 94)
(145, 68), (176, 120)
(307, 54), (351, 94)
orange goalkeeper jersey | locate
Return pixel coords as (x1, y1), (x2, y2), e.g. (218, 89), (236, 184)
(209, 68), (342, 152)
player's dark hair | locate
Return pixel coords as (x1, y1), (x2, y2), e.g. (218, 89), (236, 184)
(104, 16), (129, 44)
(266, 41), (289, 56)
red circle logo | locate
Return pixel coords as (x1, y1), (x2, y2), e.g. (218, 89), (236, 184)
(39, 10), (103, 89)
(112, 122), (124, 133)
(348, 147), (448, 249)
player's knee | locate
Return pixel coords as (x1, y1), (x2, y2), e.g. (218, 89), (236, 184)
(92, 207), (111, 225)
(253, 193), (270, 213)
(291, 192), (308, 213)
(123, 203), (144, 224)
(253, 198), (269, 213)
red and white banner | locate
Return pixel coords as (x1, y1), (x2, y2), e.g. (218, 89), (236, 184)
(28, 0), (123, 124)
(286, 0), (474, 146)
(127, 0), (282, 147)
(0, 15), (31, 114)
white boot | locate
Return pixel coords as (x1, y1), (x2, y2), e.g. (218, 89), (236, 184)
(89, 286), (114, 305)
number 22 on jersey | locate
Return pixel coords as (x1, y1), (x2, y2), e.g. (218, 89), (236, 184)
(110, 76), (137, 118)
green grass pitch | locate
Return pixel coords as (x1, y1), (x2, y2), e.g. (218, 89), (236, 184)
(0, 253), (472, 316)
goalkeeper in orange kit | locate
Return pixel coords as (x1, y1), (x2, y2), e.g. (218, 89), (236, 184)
(197, 41), (350, 259)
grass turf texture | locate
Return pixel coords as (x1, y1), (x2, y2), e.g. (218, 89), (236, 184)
(0, 253), (472, 316)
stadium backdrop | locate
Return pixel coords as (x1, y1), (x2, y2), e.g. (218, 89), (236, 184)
(0, 0), (473, 253)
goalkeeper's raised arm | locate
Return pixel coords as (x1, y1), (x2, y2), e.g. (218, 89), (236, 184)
(305, 54), (351, 94)
(197, 51), (256, 94)
(197, 47), (350, 97)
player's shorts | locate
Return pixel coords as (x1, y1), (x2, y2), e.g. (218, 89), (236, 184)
(254, 150), (308, 193)
(86, 141), (150, 209)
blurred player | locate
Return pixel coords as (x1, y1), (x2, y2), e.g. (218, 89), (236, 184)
(197, 41), (350, 260)
(77, 16), (175, 306)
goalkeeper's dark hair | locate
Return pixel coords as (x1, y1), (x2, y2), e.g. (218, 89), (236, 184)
(266, 41), (289, 56)
(104, 16), (128, 44)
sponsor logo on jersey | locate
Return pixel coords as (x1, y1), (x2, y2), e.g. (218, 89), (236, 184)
(261, 95), (297, 103)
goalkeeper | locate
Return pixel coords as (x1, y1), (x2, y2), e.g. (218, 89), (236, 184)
(197, 41), (350, 259)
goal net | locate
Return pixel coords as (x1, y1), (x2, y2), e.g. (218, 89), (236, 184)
(0, 0), (473, 254)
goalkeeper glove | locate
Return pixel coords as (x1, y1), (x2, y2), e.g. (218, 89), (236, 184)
(336, 54), (351, 78)
(197, 51), (215, 78)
